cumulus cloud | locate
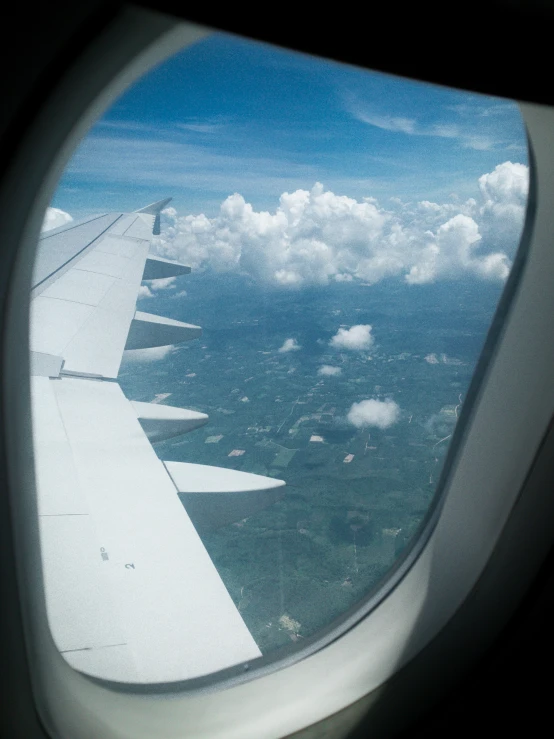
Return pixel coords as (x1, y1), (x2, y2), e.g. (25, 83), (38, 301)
(152, 162), (528, 288)
(138, 285), (154, 299)
(149, 276), (176, 290)
(138, 276), (177, 300)
(278, 338), (301, 353)
(318, 365), (342, 376)
(123, 345), (176, 363)
(478, 161), (529, 254)
(405, 212), (510, 283)
(42, 207), (73, 232)
(347, 399), (400, 429)
(330, 325), (374, 351)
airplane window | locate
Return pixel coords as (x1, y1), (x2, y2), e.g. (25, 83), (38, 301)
(31, 31), (528, 683)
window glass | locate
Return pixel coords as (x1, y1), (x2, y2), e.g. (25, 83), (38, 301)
(35, 32), (528, 677)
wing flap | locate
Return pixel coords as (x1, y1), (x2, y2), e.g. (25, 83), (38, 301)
(33, 376), (136, 678)
(59, 270), (148, 377)
(30, 351), (64, 378)
(31, 296), (94, 356)
(32, 376), (261, 683)
(32, 375), (88, 515)
(40, 516), (132, 657)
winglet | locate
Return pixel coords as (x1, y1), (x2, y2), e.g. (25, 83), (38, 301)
(135, 199), (173, 235)
(135, 198), (172, 215)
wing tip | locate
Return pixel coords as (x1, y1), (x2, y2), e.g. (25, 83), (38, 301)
(135, 198), (172, 215)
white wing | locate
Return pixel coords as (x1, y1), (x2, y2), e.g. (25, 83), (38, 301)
(30, 201), (285, 683)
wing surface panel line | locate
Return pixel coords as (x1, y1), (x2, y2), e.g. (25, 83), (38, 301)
(39, 212), (118, 241)
(33, 213), (125, 293)
(121, 216), (139, 237)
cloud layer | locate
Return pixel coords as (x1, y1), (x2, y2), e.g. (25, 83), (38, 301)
(347, 399), (400, 429)
(153, 162), (527, 288)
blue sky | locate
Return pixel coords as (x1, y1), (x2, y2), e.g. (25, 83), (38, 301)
(53, 32), (527, 219)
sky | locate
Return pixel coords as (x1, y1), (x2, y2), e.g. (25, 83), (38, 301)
(48, 31), (530, 290)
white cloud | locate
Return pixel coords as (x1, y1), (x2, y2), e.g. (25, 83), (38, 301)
(478, 161), (529, 254)
(149, 276), (176, 290)
(405, 213), (510, 283)
(352, 111), (416, 135)
(347, 101), (507, 151)
(138, 285), (154, 299)
(318, 365), (342, 376)
(347, 399), (400, 429)
(330, 325), (374, 351)
(139, 277), (177, 300)
(122, 345), (176, 363)
(479, 161), (528, 207)
(152, 162), (528, 288)
(424, 353), (462, 366)
(278, 338), (301, 353)
(42, 207), (73, 232)
(175, 121), (225, 134)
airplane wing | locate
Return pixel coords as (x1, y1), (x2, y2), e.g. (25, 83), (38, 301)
(30, 201), (285, 684)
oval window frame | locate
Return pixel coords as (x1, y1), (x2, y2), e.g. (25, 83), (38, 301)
(3, 8), (554, 739)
